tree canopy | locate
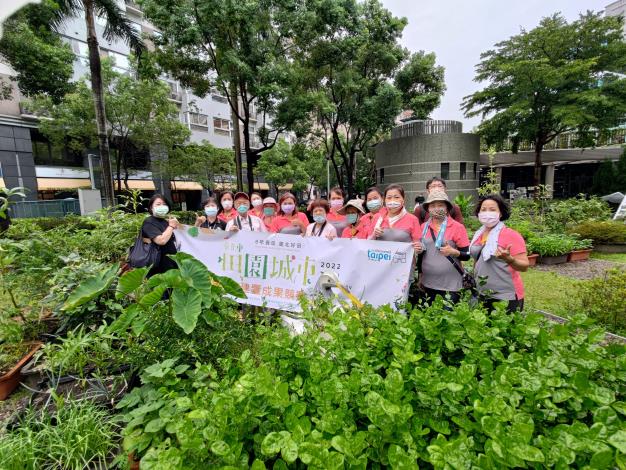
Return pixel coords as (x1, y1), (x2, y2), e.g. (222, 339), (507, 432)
(463, 12), (626, 191)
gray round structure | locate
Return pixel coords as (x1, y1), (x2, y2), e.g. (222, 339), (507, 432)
(375, 119), (480, 205)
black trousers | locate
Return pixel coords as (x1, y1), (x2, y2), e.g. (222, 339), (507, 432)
(423, 287), (461, 306)
(481, 296), (524, 313)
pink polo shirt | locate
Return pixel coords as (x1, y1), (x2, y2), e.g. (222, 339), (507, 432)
(327, 211), (346, 223)
(471, 227), (526, 300)
(269, 212), (309, 233)
(359, 207), (387, 234)
(368, 211), (422, 242)
(218, 209), (237, 223)
(341, 225), (367, 239)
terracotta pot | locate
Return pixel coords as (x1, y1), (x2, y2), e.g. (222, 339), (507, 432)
(128, 453), (140, 470)
(0, 342), (42, 400)
(538, 254), (569, 265)
(567, 249), (592, 262)
(527, 253), (539, 266)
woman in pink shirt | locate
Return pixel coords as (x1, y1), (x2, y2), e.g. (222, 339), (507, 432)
(470, 194), (529, 313)
(359, 186), (386, 235)
(339, 199), (367, 239)
(269, 192), (309, 235)
(249, 192), (264, 218)
(327, 187), (348, 231)
(368, 184), (423, 253)
(217, 191), (237, 223)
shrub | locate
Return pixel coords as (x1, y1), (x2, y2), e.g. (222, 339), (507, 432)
(527, 234), (576, 256)
(119, 301), (626, 469)
(573, 269), (626, 335)
(0, 399), (120, 469)
(570, 221), (626, 245)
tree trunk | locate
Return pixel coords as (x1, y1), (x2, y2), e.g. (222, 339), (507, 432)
(229, 83), (243, 192)
(346, 151), (357, 198)
(533, 141), (544, 199)
(84, 1), (115, 207)
(116, 147), (122, 192)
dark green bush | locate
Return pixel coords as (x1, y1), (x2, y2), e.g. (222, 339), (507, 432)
(572, 269), (626, 335)
(570, 221), (626, 245)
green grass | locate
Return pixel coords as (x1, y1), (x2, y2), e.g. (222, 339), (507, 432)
(521, 268), (580, 317)
(590, 252), (626, 263)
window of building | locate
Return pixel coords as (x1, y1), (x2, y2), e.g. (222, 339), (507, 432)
(213, 117), (231, 136)
(473, 163), (478, 180)
(109, 51), (129, 70)
(460, 162), (467, 180)
(379, 168), (385, 184)
(71, 39), (89, 57)
(441, 162), (450, 180)
(189, 113), (209, 130)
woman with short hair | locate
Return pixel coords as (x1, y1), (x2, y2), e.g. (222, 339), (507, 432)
(304, 199), (337, 239)
(470, 194), (529, 313)
(195, 197), (226, 230)
(338, 199), (367, 239)
(327, 186), (348, 233)
(250, 192), (264, 218)
(141, 194), (179, 276)
(269, 192), (309, 235)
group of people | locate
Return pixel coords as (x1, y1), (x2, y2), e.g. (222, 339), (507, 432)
(140, 177), (529, 312)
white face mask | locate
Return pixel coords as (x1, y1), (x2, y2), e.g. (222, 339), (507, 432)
(221, 200), (233, 210)
(251, 198), (263, 208)
(153, 205), (169, 217)
(386, 201), (402, 210)
(478, 211), (500, 228)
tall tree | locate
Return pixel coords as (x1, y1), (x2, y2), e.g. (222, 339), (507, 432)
(0, 0), (75, 103)
(161, 142), (235, 193)
(47, 0), (144, 206)
(256, 139), (309, 195)
(140, 0), (312, 194)
(32, 60), (190, 189)
(463, 12), (626, 193)
(302, 0), (445, 196)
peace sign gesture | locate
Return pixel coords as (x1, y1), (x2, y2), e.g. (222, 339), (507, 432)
(495, 244), (514, 264)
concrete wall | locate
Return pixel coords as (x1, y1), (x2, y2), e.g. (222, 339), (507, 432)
(0, 124), (37, 200)
(375, 132), (480, 204)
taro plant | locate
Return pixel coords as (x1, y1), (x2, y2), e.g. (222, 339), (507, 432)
(453, 194), (474, 220)
(108, 252), (246, 335)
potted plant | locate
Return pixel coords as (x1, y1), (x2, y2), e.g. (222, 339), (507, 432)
(525, 237), (539, 266)
(0, 342), (42, 400)
(568, 238), (593, 262)
(532, 234), (575, 265)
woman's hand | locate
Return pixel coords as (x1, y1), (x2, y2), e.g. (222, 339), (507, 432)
(326, 233), (336, 240)
(229, 225), (239, 232)
(439, 243), (459, 257)
(168, 218), (179, 229)
(412, 240), (424, 253)
(195, 215), (206, 227)
(373, 227), (384, 239)
(495, 244), (514, 263)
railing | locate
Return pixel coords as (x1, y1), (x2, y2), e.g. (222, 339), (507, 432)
(391, 120), (463, 139)
(8, 199), (81, 219)
(480, 127), (626, 152)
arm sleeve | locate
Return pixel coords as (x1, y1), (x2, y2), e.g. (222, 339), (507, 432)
(142, 219), (164, 241)
(457, 246), (470, 261)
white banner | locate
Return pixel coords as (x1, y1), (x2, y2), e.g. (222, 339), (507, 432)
(176, 226), (414, 312)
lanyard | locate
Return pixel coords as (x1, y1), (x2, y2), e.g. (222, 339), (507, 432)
(421, 217), (448, 249)
(235, 216), (254, 231)
(313, 222), (327, 237)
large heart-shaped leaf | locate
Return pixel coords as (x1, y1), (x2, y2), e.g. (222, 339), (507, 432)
(213, 273), (246, 298)
(116, 267), (149, 299)
(172, 287), (203, 334)
(61, 263), (118, 312)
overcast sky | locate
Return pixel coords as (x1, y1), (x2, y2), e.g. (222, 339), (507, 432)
(381, 0), (612, 131)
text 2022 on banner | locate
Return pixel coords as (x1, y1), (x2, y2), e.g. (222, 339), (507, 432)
(176, 226), (414, 312)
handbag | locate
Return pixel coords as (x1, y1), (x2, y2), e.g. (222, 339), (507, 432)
(428, 227), (476, 292)
(128, 233), (161, 269)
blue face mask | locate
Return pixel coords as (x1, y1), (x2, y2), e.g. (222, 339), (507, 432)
(347, 213), (358, 225)
(263, 207), (275, 216)
(313, 214), (326, 224)
(205, 207), (218, 217)
(237, 205), (249, 215)
(366, 199), (382, 211)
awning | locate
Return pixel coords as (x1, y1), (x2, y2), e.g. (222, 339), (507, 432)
(125, 180), (156, 190)
(37, 178), (92, 190)
(253, 182), (270, 190)
(171, 181), (203, 190)
(215, 182), (235, 190)
(278, 184), (293, 190)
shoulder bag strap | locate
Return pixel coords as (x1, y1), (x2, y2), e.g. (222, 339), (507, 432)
(430, 227), (464, 277)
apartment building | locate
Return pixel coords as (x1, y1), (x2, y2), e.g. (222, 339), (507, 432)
(0, 0), (286, 208)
